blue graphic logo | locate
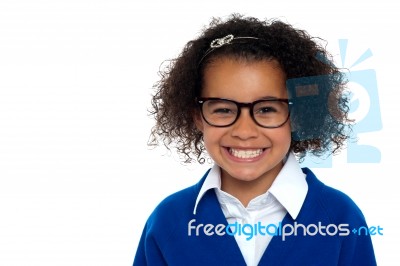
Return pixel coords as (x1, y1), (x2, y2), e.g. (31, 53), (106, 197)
(300, 39), (382, 168)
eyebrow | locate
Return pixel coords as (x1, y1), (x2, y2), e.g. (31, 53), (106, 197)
(258, 96), (284, 100)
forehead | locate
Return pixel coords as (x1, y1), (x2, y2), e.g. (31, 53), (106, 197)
(201, 57), (287, 100)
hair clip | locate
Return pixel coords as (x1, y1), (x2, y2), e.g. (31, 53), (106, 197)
(198, 34), (264, 67)
(210, 34), (234, 48)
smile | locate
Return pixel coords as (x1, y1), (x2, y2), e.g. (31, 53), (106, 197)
(228, 148), (264, 159)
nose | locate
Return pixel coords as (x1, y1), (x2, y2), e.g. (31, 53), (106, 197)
(231, 108), (259, 139)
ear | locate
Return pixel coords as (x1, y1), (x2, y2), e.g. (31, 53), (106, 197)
(193, 110), (204, 132)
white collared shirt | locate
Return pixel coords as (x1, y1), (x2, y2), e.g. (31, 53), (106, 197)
(193, 152), (308, 266)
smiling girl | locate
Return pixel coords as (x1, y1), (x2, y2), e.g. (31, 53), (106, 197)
(133, 14), (376, 266)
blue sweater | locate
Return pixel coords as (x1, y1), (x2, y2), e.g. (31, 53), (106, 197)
(133, 168), (376, 265)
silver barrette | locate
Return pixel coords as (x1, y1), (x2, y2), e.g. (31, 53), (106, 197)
(198, 34), (263, 66)
(210, 34), (234, 48)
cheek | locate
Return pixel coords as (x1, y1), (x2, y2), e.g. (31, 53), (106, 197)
(272, 124), (292, 147)
(202, 126), (218, 139)
(202, 126), (226, 145)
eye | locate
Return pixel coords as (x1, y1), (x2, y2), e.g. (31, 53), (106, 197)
(204, 100), (237, 116)
(212, 107), (235, 114)
(254, 105), (278, 114)
(254, 100), (287, 116)
(257, 106), (277, 113)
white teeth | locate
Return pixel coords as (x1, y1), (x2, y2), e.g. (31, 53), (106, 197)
(229, 148), (263, 159)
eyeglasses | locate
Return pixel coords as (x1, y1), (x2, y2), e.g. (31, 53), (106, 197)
(196, 97), (292, 128)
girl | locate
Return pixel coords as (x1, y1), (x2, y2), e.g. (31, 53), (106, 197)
(133, 14), (376, 266)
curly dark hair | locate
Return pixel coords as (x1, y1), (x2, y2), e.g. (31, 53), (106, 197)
(148, 14), (352, 164)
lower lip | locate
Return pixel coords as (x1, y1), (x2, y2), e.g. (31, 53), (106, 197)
(224, 148), (268, 163)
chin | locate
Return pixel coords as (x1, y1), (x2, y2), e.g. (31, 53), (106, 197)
(228, 170), (265, 182)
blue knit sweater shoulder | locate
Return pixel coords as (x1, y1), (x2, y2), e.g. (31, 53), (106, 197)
(133, 168), (376, 266)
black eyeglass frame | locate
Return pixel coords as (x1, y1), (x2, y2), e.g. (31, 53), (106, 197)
(196, 97), (293, 128)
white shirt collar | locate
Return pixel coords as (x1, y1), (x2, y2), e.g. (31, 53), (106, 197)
(193, 164), (221, 215)
(193, 152), (308, 220)
(268, 152), (308, 219)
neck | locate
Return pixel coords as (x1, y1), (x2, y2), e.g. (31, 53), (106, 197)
(220, 162), (283, 207)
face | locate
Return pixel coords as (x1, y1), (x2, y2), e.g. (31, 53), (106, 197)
(195, 58), (291, 189)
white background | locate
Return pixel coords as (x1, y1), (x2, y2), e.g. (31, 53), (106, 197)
(0, 0), (398, 265)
